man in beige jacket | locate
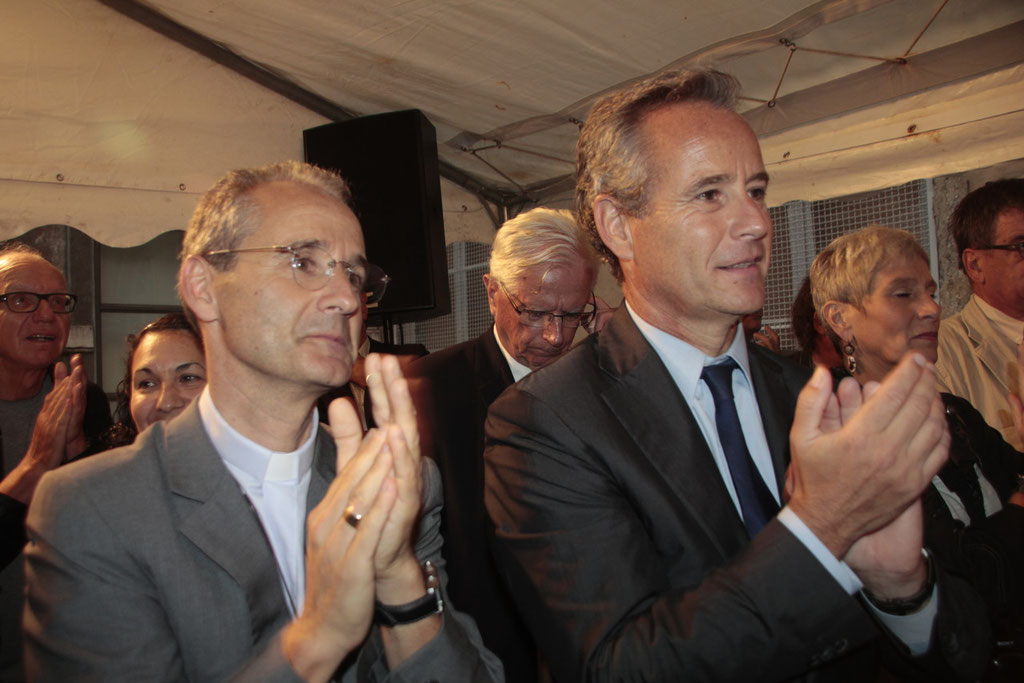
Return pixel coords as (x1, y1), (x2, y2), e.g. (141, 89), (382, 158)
(937, 178), (1024, 450)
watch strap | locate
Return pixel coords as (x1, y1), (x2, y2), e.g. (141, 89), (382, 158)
(864, 549), (936, 616)
(373, 560), (444, 626)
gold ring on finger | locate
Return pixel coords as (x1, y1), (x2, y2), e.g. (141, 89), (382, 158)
(343, 504), (363, 529)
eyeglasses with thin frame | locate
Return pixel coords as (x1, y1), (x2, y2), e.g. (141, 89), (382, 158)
(0, 292), (77, 314)
(499, 282), (596, 329)
(204, 243), (391, 304)
(975, 241), (1024, 258)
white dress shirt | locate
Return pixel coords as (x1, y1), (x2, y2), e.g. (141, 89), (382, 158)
(198, 388), (316, 617)
(493, 326), (532, 383)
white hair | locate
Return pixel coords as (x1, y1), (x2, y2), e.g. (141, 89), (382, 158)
(489, 207), (599, 288)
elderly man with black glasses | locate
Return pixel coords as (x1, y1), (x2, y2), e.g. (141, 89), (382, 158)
(407, 206), (604, 683)
(0, 241), (110, 677)
(22, 162), (501, 683)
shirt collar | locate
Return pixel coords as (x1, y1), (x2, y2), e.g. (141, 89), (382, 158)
(197, 387), (317, 484)
(493, 325), (532, 382)
(972, 294), (1024, 345)
(625, 301), (753, 401)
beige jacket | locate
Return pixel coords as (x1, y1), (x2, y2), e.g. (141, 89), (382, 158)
(937, 294), (1022, 451)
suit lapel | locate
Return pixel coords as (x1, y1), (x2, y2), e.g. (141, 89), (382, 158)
(963, 298), (1015, 395)
(470, 330), (516, 497)
(164, 403), (289, 642)
(308, 427), (335, 516)
(475, 329), (515, 410)
(597, 308), (749, 560)
(747, 346), (796, 492)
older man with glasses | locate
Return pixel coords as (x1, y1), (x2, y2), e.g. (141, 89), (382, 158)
(0, 242), (111, 678)
(408, 206), (602, 683)
(22, 162), (500, 683)
(938, 178), (1024, 450)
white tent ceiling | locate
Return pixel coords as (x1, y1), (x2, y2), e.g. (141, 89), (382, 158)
(1, 0), (1022, 246)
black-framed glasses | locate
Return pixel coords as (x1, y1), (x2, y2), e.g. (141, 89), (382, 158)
(499, 282), (595, 329)
(0, 291), (77, 314)
(976, 241), (1024, 257)
(204, 243), (391, 304)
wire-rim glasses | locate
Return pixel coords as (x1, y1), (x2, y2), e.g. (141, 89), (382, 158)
(0, 292), (77, 314)
(499, 282), (595, 329)
(204, 244), (391, 304)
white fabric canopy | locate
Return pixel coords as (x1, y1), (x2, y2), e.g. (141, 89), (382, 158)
(1, 0), (1021, 246)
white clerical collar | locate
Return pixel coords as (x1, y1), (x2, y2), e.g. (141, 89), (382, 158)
(625, 300), (753, 401)
(972, 294), (1024, 345)
(197, 387), (317, 485)
(493, 325), (533, 382)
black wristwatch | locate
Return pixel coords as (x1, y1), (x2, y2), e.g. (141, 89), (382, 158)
(373, 560), (444, 626)
(865, 550), (936, 616)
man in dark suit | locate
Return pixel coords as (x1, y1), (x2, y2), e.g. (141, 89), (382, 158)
(410, 206), (600, 682)
(484, 69), (990, 681)
(24, 162), (501, 682)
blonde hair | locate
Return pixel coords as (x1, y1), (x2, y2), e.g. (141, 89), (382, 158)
(809, 225), (928, 334)
(489, 207), (598, 288)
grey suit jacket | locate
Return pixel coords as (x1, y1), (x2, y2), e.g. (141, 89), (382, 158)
(24, 402), (502, 682)
(484, 306), (989, 682)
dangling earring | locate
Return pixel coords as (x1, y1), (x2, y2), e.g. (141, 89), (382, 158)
(842, 337), (858, 375)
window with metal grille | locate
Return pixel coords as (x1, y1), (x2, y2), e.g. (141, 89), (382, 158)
(397, 241), (492, 352)
(765, 178), (936, 351)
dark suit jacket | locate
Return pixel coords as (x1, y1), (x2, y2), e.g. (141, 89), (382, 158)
(484, 306), (989, 682)
(317, 338), (429, 429)
(23, 402), (501, 682)
(409, 330), (538, 683)
(927, 394), (1024, 628)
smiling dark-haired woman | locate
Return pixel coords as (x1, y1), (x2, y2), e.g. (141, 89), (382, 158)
(811, 225), (1024, 679)
(102, 312), (206, 449)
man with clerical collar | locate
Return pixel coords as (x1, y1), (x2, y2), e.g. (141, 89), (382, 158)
(23, 162), (501, 682)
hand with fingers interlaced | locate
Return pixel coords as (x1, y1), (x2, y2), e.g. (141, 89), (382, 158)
(283, 353), (439, 681)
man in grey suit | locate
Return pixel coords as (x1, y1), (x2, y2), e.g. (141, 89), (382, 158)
(24, 162), (502, 682)
(484, 70), (989, 681)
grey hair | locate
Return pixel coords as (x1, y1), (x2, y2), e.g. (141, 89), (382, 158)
(177, 161), (351, 321)
(575, 69), (739, 282)
(489, 207), (598, 289)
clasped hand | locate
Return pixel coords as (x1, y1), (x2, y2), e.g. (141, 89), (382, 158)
(285, 354), (426, 680)
(787, 353), (949, 594)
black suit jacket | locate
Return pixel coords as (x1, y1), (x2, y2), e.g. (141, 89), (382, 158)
(317, 337), (428, 428)
(409, 330), (538, 683)
(927, 394), (1024, 628)
(484, 306), (989, 682)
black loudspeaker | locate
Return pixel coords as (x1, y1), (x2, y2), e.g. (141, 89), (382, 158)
(303, 110), (450, 323)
